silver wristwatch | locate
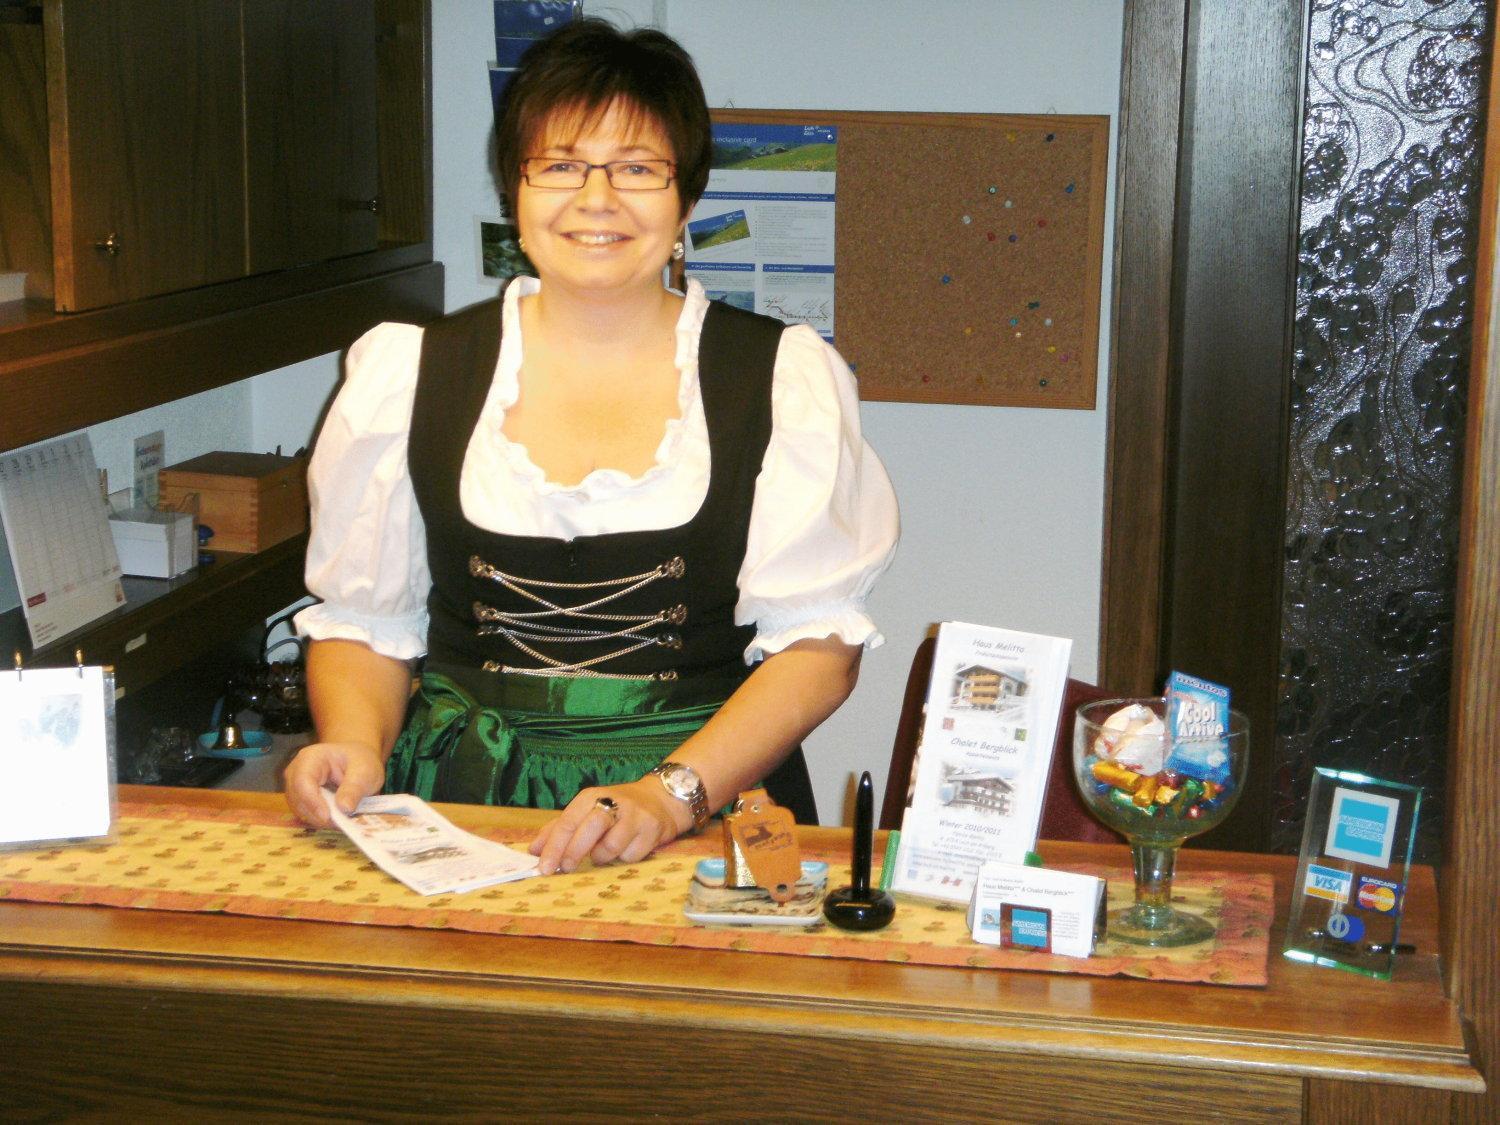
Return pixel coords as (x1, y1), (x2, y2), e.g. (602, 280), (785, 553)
(649, 761), (710, 831)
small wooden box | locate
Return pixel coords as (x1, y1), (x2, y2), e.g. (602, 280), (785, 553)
(158, 452), (308, 554)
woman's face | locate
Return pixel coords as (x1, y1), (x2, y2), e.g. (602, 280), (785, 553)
(516, 100), (683, 300)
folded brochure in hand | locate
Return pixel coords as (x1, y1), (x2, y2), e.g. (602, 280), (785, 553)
(322, 791), (540, 896)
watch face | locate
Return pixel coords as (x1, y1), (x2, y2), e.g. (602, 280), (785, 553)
(661, 764), (699, 799)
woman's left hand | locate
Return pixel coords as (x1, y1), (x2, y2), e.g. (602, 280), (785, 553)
(529, 777), (692, 874)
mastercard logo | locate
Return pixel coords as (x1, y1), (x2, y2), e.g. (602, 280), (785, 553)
(1358, 882), (1397, 912)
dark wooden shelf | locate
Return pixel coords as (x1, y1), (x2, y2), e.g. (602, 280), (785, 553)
(1, 531), (309, 697)
(0, 252), (444, 452)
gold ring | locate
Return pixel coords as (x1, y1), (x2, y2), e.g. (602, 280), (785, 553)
(593, 796), (620, 826)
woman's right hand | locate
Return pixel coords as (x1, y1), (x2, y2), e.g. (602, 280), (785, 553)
(283, 741), (387, 828)
(285, 639), (415, 827)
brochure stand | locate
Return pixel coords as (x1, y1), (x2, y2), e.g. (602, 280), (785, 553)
(0, 652), (117, 849)
(891, 621), (1072, 903)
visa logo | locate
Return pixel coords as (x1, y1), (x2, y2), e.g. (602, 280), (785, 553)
(1305, 863), (1352, 903)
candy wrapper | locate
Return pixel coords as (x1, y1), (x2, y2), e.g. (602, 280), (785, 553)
(1096, 703), (1168, 775)
(1164, 672), (1232, 788)
(1085, 674), (1235, 824)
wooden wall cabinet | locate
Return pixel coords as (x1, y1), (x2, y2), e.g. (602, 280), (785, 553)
(31, 0), (384, 312)
(43, 0), (248, 310)
(0, 8), (54, 303)
(0, 0), (441, 696)
(243, 0), (381, 275)
(0, 0), (441, 456)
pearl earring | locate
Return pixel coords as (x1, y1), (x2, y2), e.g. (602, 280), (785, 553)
(672, 240), (685, 261)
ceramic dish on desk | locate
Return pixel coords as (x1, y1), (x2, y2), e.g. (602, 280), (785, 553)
(684, 859), (829, 928)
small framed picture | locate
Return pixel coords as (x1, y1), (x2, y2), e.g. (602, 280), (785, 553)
(475, 211), (532, 286)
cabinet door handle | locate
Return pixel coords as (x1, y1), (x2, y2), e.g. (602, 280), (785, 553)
(341, 198), (380, 213)
(93, 233), (122, 256)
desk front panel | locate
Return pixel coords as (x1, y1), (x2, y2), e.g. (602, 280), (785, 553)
(0, 788), (1478, 1120)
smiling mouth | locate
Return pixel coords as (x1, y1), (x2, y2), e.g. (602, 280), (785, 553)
(565, 232), (629, 245)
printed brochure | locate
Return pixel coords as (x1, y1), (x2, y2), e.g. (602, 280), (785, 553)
(324, 792), (539, 896)
(892, 622), (1073, 903)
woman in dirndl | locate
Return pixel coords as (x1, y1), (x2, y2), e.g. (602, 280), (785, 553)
(284, 18), (898, 874)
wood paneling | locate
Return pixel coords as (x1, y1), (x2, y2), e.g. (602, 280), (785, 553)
(44, 0), (247, 311)
(243, 0), (380, 272)
(0, 979), (1303, 1122)
(0, 17), (53, 300)
(1302, 1079), (1456, 1123)
(1159, 0), (1305, 852)
(0, 260), (443, 452)
(1101, 0), (1307, 853)
(1442, 17), (1500, 1121)
(1099, 0), (1188, 695)
(375, 0), (431, 246)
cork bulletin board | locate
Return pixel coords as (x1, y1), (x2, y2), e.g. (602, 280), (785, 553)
(713, 109), (1110, 410)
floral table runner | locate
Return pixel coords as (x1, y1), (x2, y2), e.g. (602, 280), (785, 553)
(0, 801), (1272, 985)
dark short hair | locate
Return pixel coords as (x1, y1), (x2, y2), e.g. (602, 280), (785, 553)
(495, 19), (711, 219)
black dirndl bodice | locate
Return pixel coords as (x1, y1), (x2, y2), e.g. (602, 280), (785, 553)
(395, 292), (817, 822)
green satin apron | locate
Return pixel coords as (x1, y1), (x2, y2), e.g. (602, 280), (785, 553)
(384, 662), (744, 809)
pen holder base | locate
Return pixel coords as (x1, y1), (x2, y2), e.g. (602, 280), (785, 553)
(823, 886), (896, 931)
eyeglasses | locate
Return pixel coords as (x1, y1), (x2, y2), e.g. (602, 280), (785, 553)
(520, 157), (676, 191)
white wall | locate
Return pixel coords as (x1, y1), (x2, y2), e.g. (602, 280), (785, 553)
(13, 3), (1123, 827)
(0, 369), (256, 612)
(669, 1), (1123, 820)
(249, 353), (340, 455)
(86, 384), (250, 494)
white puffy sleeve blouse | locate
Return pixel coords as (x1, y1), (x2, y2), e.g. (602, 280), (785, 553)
(294, 277), (900, 665)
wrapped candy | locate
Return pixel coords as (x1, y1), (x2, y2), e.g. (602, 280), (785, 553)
(1094, 703), (1169, 776)
(1091, 759), (1146, 793)
(1086, 701), (1231, 823)
(1109, 788), (1156, 817)
(1167, 778), (1204, 817)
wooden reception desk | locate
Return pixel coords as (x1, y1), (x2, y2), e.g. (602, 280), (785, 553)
(0, 788), (1480, 1121)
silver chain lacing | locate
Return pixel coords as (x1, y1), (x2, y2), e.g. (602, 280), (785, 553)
(469, 554), (686, 680)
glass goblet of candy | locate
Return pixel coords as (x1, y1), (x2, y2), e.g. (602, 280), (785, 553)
(1073, 698), (1248, 947)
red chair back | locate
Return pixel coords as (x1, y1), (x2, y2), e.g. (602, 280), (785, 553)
(1039, 678), (1121, 844)
(879, 637), (936, 829)
(879, 637), (1122, 844)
